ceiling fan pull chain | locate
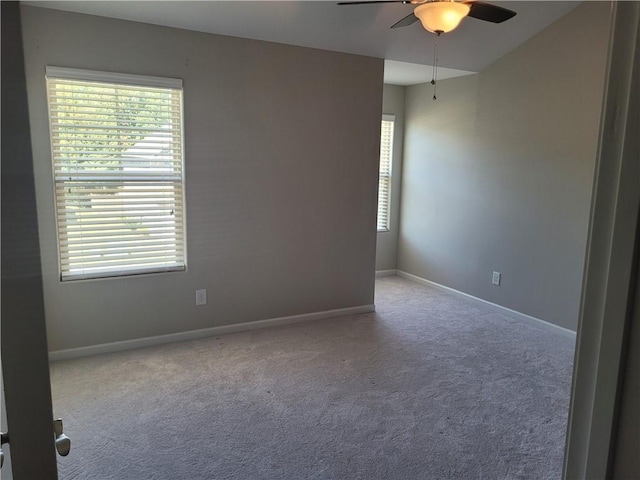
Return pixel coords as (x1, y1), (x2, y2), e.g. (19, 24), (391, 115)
(431, 33), (440, 100)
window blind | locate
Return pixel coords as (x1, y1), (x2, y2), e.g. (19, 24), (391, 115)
(378, 115), (395, 231)
(46, 67), (186, 281)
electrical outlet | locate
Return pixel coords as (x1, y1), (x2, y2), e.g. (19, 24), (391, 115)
(195, 289), (207, 306)
(492, 271), (501, 286)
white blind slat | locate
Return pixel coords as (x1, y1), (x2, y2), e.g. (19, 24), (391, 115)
(58, 230), (182, 241)
(52, 132), (181, 140)
(62, 238), (185, 249)
(47, 70), (186, 281)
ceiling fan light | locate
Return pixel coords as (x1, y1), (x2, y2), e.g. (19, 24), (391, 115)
(414, 2), (471, 34)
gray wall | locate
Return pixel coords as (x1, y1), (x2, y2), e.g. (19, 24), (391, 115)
(21, 6), (384, 352)
(398, 2), (611, 330)
(376, 84), (405, 271)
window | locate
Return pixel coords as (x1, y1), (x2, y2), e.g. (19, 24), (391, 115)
(377, 114), (395, 232)
(46, 67), (186, 281)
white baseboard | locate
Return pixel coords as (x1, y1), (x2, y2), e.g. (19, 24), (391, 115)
(396, 270), (576, 338)
(49, 304), (375, 362)
(375, 269), (398, 277)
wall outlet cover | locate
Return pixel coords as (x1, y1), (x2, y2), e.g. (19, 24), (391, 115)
(195, 289), (207, 306)
(492, 271), (501, 286)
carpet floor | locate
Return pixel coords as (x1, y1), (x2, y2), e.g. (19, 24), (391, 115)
(50, 276), (575, 479)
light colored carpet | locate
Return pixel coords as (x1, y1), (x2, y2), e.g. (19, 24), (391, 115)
(50, 276), (575, 479)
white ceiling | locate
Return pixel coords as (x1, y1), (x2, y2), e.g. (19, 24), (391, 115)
(23, 0), (581, 85)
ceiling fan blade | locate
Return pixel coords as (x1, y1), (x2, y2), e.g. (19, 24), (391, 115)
(464, 1), (517, 23)
(337, 1), (407, 5)
(391, 12), (419, 29)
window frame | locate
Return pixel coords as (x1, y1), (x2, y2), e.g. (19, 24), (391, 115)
(377, 114), (395, 233)
(45, 66), (188, 281)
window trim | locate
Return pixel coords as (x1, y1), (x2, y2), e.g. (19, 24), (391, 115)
(45, 66), (188, 281)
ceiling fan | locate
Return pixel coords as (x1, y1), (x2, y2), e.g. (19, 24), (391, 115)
(337, 0), (517, 34)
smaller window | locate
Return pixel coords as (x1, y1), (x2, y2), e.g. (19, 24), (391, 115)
(377, 114), (395, 232)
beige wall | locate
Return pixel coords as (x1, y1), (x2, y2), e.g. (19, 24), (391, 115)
(376, 84), (405, 272)
(21, 6), (384, 352)
(398, 2), (611, 330)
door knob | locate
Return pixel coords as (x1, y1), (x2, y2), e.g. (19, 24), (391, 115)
(53, 419), (70, 456)
(0, 421), (70, 467)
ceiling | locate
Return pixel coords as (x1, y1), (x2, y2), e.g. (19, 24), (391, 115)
(23, 1), (581, 85)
